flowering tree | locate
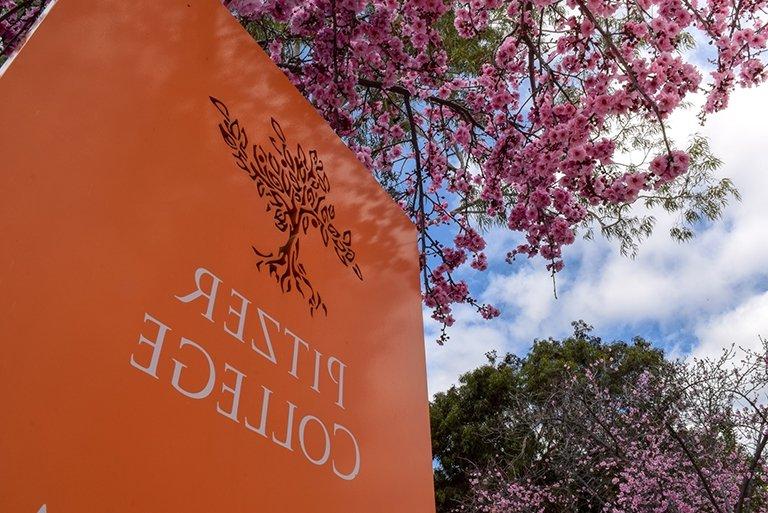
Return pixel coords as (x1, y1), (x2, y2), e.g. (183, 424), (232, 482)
(2, 0), (760, 337)
(457, 336), (768, 513)
(0, 1), (46, 57)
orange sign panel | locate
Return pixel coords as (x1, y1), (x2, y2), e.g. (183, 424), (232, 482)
(0, 1), (435, 511)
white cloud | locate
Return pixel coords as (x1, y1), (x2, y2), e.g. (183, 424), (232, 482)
(692, 292), (768, 361)
(550, 84), (768, 330)
(482, 266), (564, 341)
(550, 86), (768, 329)
(424, 305), (512, 396)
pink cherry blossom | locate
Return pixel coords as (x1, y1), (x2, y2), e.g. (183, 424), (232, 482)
(2, 0), (761, 335)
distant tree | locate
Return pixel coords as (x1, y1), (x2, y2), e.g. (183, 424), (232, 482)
(430, 321), (666, 512)
(431, 351), (525, 511)
(435, 326), (768, 513)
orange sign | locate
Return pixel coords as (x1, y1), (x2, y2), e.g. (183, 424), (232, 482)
(0, 1), (435, 512)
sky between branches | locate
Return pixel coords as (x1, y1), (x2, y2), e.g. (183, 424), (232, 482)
(425, 83), (768, 396)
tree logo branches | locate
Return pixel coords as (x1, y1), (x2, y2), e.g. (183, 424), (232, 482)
(210, 97), (363, 316)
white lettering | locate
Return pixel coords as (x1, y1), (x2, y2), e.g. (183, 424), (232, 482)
(252, 308), (278, 364)
(245, 385), (273, 437)
(327, 356), (347, 409)
(332, 423), (361, 480)
(171, 337), (216, 399)
(284, 328), (309, 379)
(130, 313), (171, 379)
(311, 349), (322, 393)
(272, 400), (297, 451)
(174, 267), (221, 322)
(223, 288), (250, 342)
(216, 363), (246, 422)
(299, 415), (331, 466)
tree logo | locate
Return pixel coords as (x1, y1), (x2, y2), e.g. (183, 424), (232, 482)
(210, 97), (363, 316)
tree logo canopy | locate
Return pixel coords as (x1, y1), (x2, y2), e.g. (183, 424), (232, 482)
(211, 97), (363, 316)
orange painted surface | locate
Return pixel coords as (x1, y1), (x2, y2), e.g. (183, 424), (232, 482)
(0, 1), (435, 511)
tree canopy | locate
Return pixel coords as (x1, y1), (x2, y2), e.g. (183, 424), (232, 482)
(431, 323), (768, 513)
(430, 321), (667, 511)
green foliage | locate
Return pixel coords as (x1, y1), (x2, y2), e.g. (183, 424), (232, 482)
(431, 352), (527, 510)
(429, 321), (667, 512)
(522, 321), (666, 399)
(586, 133), (738, 258)
(435, 11), (503, 75)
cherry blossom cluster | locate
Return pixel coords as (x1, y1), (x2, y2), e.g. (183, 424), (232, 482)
(2, 0), (762, 334)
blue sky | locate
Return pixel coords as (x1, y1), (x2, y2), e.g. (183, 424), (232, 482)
(424, 84), (768, 396)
